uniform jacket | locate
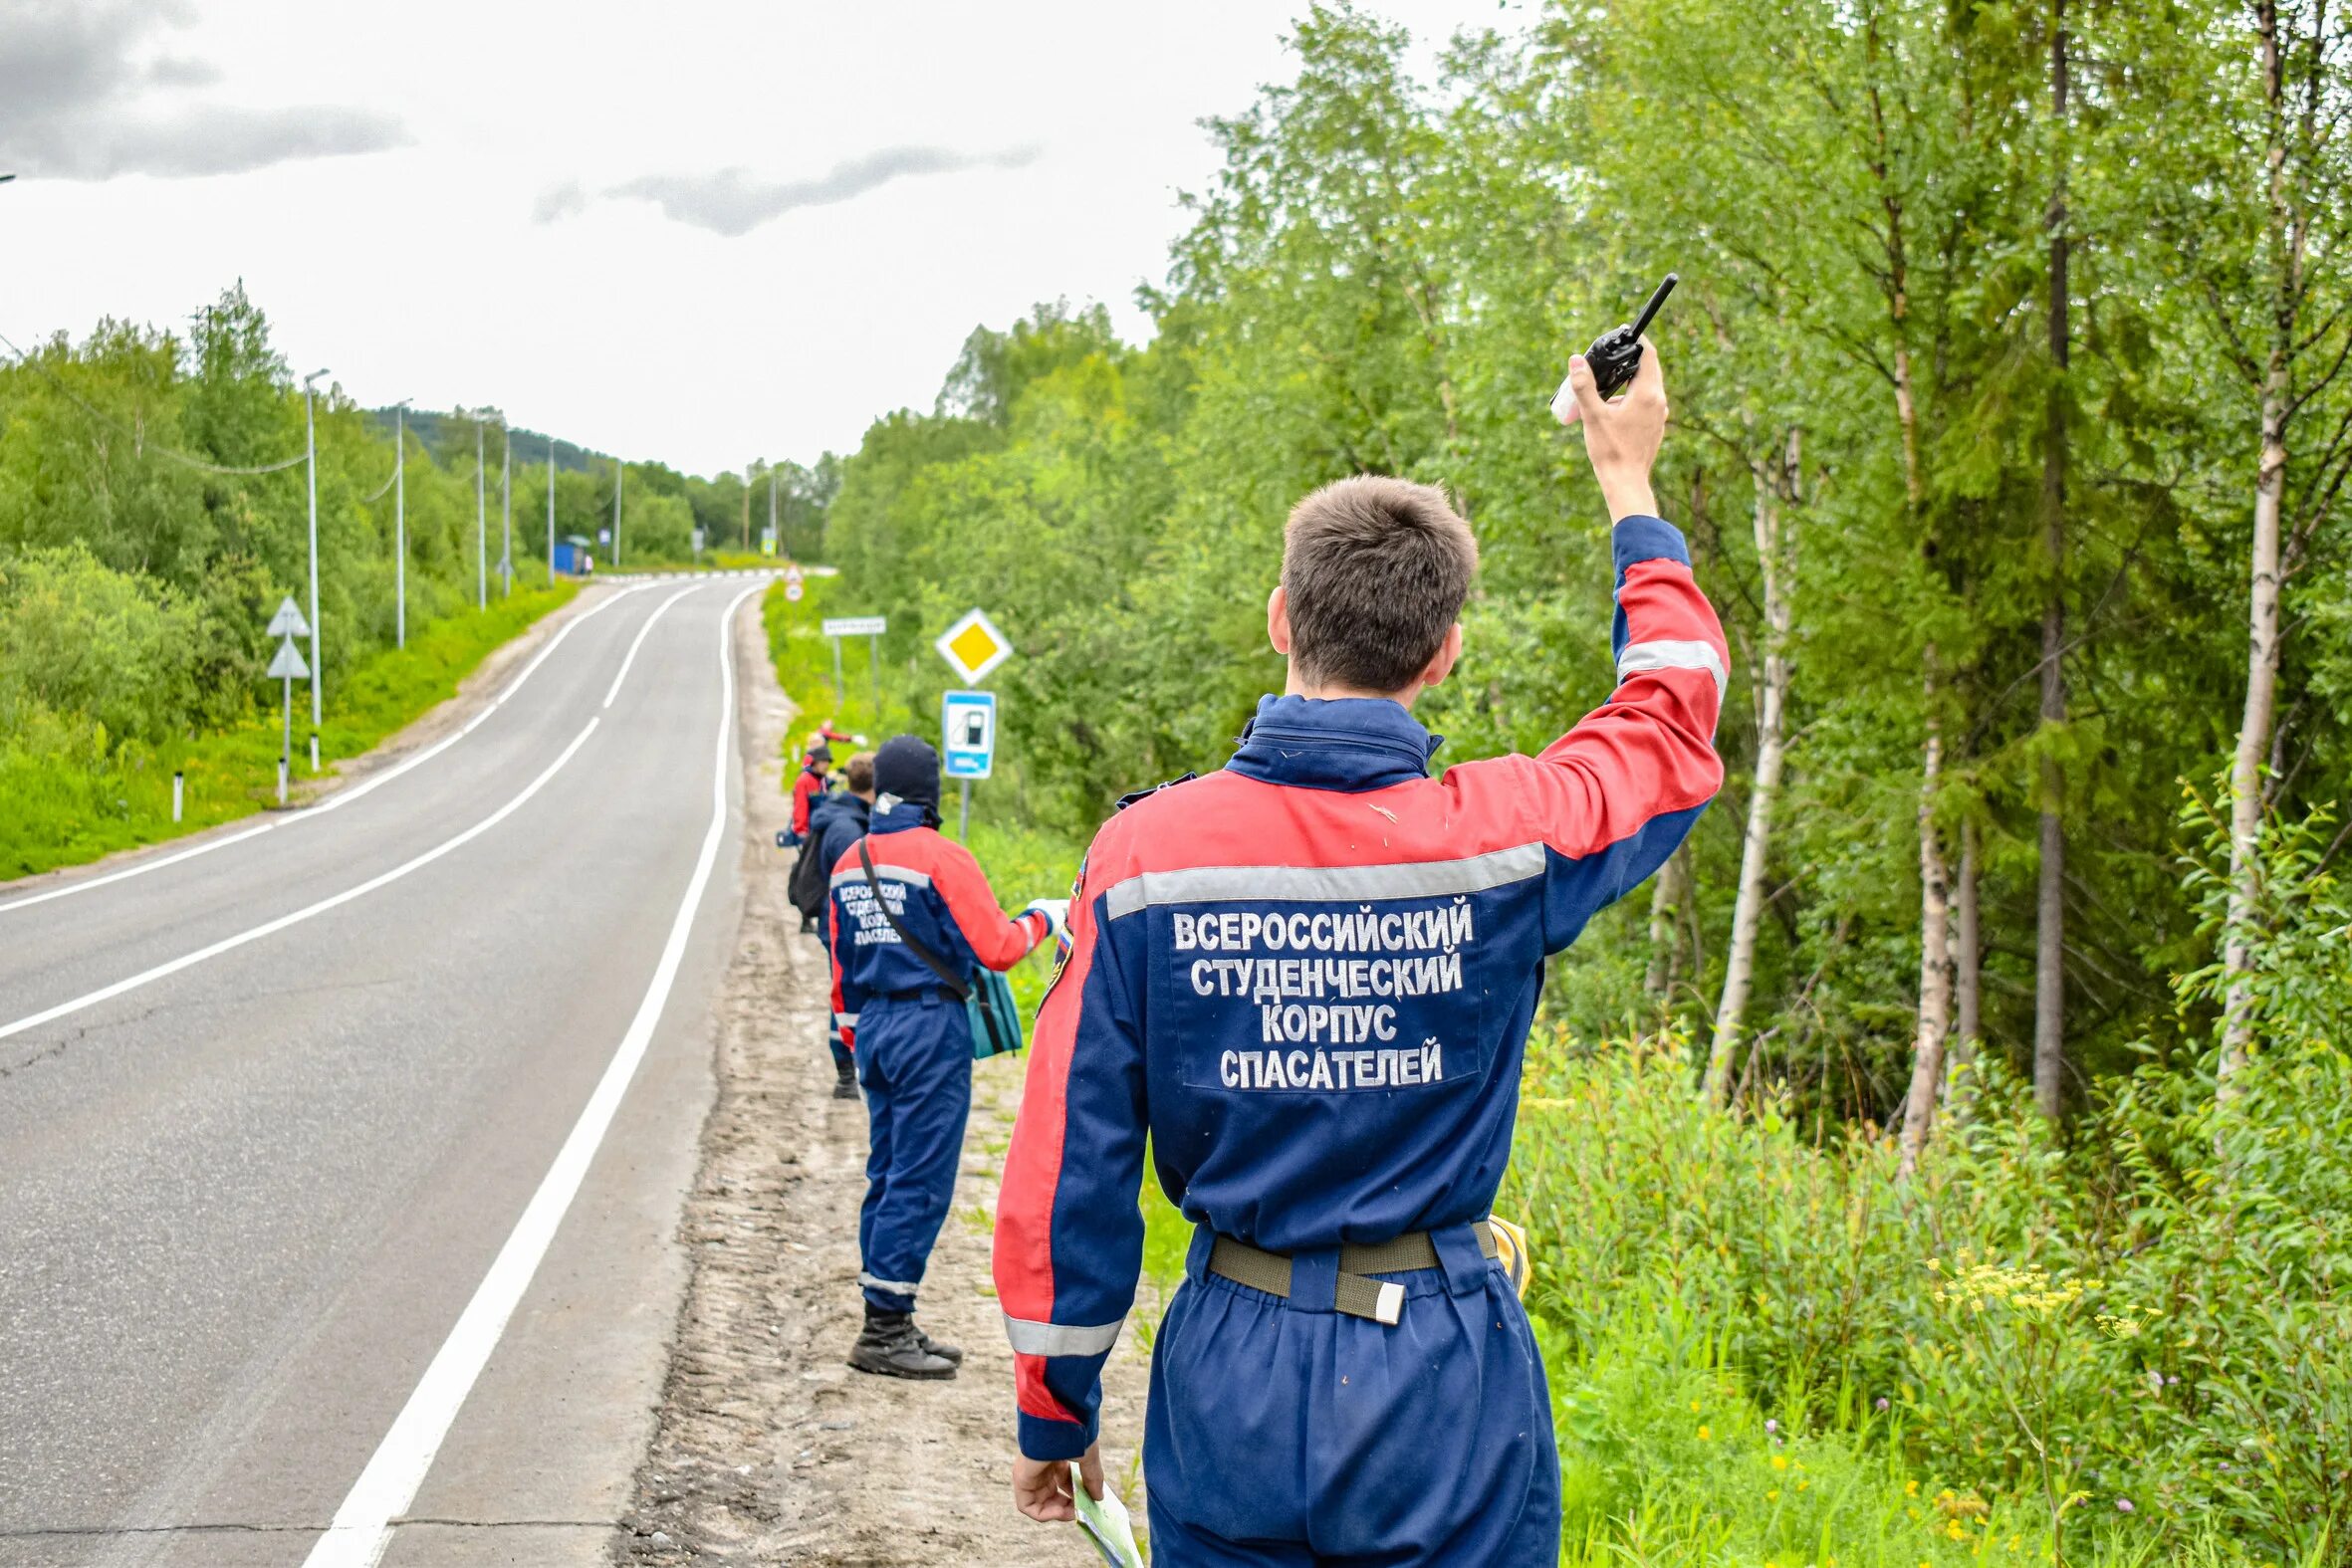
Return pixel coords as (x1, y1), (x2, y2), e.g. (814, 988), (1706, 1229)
(990, 514), (1729, 1460)
(809, 791), (871, 897)
(790, 766), (830, 838)
(826, 801), (1052, 1049)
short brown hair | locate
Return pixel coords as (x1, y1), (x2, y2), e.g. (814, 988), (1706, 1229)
(1282, 476), (1478, 693)
(842, 751), (876, 794)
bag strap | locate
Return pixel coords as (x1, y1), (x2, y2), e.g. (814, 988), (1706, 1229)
(857, 837), (971, 1002)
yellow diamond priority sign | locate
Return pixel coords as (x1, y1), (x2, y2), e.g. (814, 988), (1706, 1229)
(934, 607), (1012, 687)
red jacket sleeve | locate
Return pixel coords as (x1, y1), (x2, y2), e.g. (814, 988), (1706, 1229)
(933, 840), (1050, 970)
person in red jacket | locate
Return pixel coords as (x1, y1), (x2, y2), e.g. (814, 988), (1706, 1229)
(993, 342), (1723, 1563)
(787, 743), (832, 848)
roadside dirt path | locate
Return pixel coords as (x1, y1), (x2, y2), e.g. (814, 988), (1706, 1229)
(614, 605), (1152, 1566)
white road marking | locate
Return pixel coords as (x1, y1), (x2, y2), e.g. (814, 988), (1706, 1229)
(0, 823), (279, 917)
(307, 582), (652, 813)
(302, 585), (759, 1568)
(0, 583), (655, 917)
(0, 720), (600, 1045)
(601, 583), (702, 709)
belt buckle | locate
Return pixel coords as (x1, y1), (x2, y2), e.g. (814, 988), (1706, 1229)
(1372, 1280), (1404, 1327)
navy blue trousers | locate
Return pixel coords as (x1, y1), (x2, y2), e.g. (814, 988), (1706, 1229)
(1145, 1225), (1559, 1566)
(853, 997), (972, 1313)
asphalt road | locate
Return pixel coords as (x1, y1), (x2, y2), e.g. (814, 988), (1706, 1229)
(0, 576), (773, 1567)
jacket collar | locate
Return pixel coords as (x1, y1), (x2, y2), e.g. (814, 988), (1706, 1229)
(1226, 695), (1442, 792)
(869, 797), (938, 835)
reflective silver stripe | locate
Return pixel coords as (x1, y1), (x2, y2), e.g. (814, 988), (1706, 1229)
(835, 1011), (858, 1027)
(1002, 1312), (1126, 1358)
(1617, 638), (1728, 700)
(1102, 842), (1544, 921)
(859, 1271), (922, 1295)
(831, 864), (934, 890)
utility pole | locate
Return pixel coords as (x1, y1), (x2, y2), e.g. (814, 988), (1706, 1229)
(302, 367), (329, 734)
(392, 400), (411, 648)
(546, 439), (557, 586)
(475, 419), (488, 610)
(611, 457), (623, 566)
(501, 425), (513, 597)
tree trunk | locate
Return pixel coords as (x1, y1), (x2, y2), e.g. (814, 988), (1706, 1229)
(1899, 695), (1952, 1178)
(2033, 0), (2071, 1123)
(1704, 440), (1795, 1104)
(1952, 818), (1982, 1096)
(1645, 846), (1689, 998)
(2220, 0), (2297, 1097)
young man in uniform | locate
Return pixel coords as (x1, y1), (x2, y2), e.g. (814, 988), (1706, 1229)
(828, 736), (1068, 1379)
(807, 750), (876, 1099)
(993, 344), (1722, 1562)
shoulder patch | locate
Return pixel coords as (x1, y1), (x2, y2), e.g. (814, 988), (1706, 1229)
(1115, 772), (1198, 811)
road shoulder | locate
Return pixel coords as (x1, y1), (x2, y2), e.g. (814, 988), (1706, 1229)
(614, 598), (1153, 1567)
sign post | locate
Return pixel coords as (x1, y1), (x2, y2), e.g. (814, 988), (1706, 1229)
(266, 596), (312, 802)
(823, 613), (887, 716)
(942, 690), (997, 841)
(268, 634), (310, 804)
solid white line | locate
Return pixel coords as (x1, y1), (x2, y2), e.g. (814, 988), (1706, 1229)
(0, 720), (600, 1045)
(302, 585), (759, 1568)
(0, 583), (655, 920)
(315, 581), (653, 814)
(0, 823), (278, 916)
(601, 583), (701, 709)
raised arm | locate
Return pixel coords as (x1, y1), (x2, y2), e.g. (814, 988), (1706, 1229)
(1512, 337), (1728, 947)
(993, 838), (1147, 1513)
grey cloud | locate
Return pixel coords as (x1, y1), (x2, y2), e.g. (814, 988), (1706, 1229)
(0, 0), (407, 180)
(532, 179), (588, 225)
(146, 54), (222, 88)
(606, 143), (1042, 237)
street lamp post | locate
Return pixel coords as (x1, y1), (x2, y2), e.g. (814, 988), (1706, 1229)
(392, 398), (412, 648)
(303, 367), (329, 741)
(475, 419), (488, 610)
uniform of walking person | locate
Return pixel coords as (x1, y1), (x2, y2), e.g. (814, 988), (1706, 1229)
(828, 736), (1066, 1379)
(806, 751), (875, 1100)
(993, 346), (1723, 1562)
(787, 742), (832, 848)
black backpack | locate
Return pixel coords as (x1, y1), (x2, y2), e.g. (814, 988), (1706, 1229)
(789, 810), (839, 924)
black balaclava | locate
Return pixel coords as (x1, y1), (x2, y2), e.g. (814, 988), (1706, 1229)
(872, 735), (943, 826)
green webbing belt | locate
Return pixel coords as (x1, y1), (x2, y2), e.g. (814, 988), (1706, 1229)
(1205, 1222), (1501, 1326)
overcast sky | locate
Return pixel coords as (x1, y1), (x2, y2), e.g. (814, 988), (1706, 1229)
(2, 0), (1525, 477)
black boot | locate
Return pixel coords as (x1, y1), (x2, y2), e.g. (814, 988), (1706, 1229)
(832, 1058), (859, 1100)
(913, 1322), (964, 1365)
(849, 1306), (956, 1380)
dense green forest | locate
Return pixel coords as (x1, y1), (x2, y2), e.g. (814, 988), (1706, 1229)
(0, 283), (832, 871)
(780, 1), (2352, 1558)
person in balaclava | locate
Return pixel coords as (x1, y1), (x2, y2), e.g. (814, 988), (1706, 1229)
(825, 734), (1066, 1379)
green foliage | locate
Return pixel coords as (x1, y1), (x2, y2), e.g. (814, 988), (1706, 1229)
(0, 580), (574, 879)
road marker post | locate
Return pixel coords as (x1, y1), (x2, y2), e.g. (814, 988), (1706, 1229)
(172, 772), (183, 823)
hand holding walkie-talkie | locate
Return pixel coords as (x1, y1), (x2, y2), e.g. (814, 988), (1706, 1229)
(1550, 273), (1677, 425)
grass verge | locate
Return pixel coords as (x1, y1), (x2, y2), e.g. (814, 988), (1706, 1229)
(1, 581), (577, 881)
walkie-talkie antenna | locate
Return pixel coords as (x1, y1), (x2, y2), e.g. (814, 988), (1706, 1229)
(1628, 273), (1678, 341)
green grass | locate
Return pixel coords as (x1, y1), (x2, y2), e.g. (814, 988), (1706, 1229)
(0, 581), (576, 880)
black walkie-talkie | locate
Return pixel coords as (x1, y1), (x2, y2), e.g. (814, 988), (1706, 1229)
(1551, 273), (1678, 420)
